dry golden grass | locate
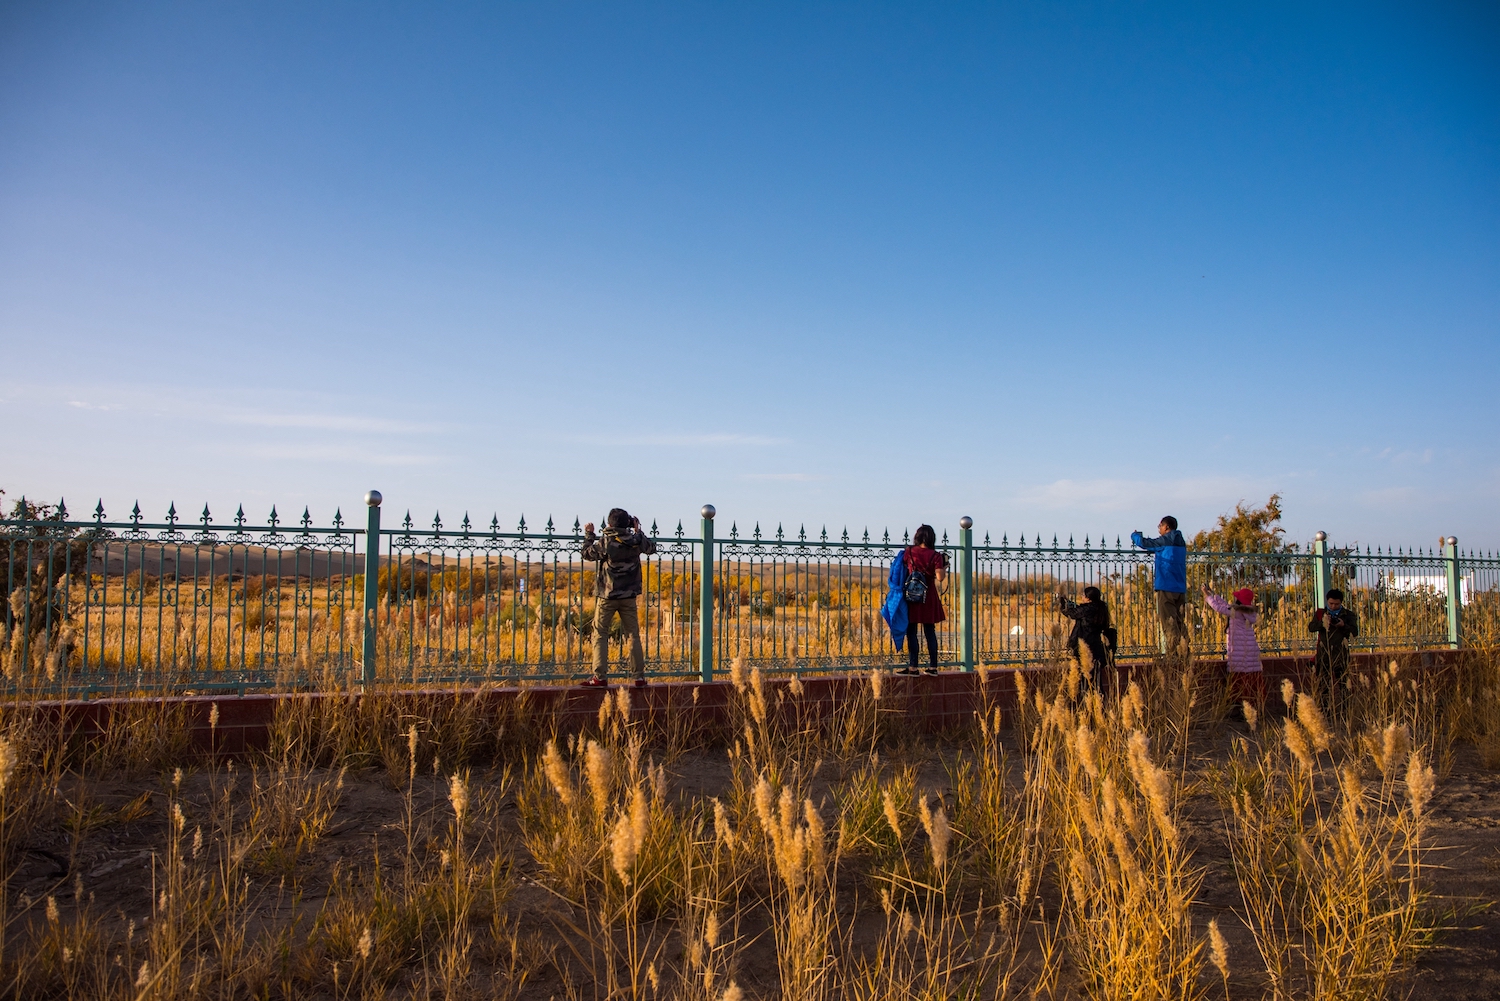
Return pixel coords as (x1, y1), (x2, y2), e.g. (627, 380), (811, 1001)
(0, 645), (1490, 998)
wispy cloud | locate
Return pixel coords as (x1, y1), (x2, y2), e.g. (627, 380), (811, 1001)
(221, 411), (443, 434)
(1354, 485), (1437, 510)
(740, 472), (819, 481)
(1012, 476), (1269, 514)
(35, 384), (444, 435)
(600, 433), (787, 447)
(244, 444), (445, 466)
(1371, 447), (1434, 466)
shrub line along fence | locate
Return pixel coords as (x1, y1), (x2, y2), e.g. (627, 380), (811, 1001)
(3, 490), (1497, 696)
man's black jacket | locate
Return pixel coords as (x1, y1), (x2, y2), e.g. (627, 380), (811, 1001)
(1309, 607), (1359, 668)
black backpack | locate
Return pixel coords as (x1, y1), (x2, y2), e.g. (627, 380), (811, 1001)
(902, 548), (929, 605)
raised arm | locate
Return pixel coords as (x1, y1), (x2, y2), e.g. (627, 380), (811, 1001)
(1202, 590), (1231, 616)
(581, 531), (607, 561)
(1131, 530), (1167, 551)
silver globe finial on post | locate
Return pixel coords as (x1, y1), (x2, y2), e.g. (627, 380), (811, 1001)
(701, 504), (716, 521)
(1312, 530), (1331, 605)
(365, 489), (383, 508)
(1446, 535), (1458, 546)
(959, 515), (973, 530)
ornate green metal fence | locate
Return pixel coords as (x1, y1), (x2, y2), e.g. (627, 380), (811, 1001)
(2, 493), (1496, 695)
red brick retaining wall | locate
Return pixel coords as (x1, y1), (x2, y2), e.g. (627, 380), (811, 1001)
(29, 650), (1458, 759)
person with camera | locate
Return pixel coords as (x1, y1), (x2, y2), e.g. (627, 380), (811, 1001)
(1058, 586), (1113, 694)
(1131, 515), (1190, 659)
(580, 508), (657, 688)
(897, 524), (948, 676)
(1309, 588), (1359, 702)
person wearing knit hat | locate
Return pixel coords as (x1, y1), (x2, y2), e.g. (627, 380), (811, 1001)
(1202, 583), (1265, 712)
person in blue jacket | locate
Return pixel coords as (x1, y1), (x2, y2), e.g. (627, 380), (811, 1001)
(1131, 516), (1189, 659)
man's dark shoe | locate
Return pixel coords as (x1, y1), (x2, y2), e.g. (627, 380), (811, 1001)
(579, 677), (608, 688)
(923, 668), (939, 676)
(896, 667), (919, 676)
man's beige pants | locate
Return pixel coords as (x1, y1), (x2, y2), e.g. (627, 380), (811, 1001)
(592, 596), (646, 681)
(1155, 590), (1190, 658)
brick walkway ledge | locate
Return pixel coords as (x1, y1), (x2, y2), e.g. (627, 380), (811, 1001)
(11, 650), (1457, 758)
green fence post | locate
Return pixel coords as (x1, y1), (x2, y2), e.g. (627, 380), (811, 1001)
(959, 515), (974, 672)
(362, 490), (382, 688)
(1443, 535), (1462, 649)
(699, 504), (715, 683)
(1313, 531), (1330, 610)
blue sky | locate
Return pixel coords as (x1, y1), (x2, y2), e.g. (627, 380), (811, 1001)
(2, 2), (1497, 549)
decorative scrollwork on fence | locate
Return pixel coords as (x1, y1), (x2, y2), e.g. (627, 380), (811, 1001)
(120, 502), (151, 542)
(156, 503), (187, 543)
(258, 506), (287, 546)
(392, 511), (422, 550)
(291, 507), (321, 548)
(191, 504), (219, 546)
(225, 506), (255, 545)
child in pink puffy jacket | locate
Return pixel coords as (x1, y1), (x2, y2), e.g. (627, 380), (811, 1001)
(1202, 585), (1265, 710)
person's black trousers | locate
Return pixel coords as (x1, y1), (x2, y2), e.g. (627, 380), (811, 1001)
(1315, 649), (1350, 714)
(906, 621), (938, 669)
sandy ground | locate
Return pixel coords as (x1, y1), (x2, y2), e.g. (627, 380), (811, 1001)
(10, 727), (1500, 999)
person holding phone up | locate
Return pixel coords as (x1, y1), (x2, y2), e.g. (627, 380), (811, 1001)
(1058, 586), (1113, 695)
(1309, 588), (1359, 702)
(1131, 516), (1190, 659)
(580, 508), (657, 688)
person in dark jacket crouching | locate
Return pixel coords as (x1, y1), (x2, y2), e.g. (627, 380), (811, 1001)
(1060, 586), (1113, 694)
(581, 508), (657, 687)
(1132, 516), (1189, 659)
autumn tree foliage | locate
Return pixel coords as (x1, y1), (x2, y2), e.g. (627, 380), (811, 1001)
(1190, 494), (1298, 553)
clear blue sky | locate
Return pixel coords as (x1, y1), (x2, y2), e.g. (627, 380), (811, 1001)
(2, 2), (1497, 549)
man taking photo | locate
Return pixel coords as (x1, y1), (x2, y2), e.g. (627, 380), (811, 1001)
(580, 508), (657, 688)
